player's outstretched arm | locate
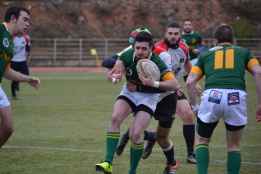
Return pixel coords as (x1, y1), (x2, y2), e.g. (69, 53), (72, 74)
(186, 72), (201, 106)
(252, 65), (261, 122)
(4, 67), (40, 89)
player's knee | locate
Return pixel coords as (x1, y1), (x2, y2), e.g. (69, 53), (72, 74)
(156, 134), (168, 146)
(130, 131), (142, 144)
(227, 140), (240, 151)
(180, 111), (194, 124)
(111, 113), (123, 127)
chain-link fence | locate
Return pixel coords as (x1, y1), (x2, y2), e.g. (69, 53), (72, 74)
(30, 38), (261, 67)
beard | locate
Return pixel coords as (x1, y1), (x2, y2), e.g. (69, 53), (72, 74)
(164, 38), (180, 49)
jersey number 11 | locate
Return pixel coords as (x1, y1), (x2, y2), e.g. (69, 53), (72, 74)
(214, 49), (234, 69)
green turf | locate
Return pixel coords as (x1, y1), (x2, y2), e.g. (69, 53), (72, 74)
(0, 72), (260, 174)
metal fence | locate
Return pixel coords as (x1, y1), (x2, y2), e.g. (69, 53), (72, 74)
(30, 38), (261, 67)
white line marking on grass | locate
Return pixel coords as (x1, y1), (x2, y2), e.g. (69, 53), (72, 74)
(4, 145), (261, 166)
(39, 76), (105, 80)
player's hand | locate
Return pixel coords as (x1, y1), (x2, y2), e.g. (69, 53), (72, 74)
(28, 76), (40, 89)
(256, 105), (261, 122)
(195, 83), (202, 96)
(127, 82), (137, 92)
(139, 72), (154, 87)
(108, 68), (122, 83)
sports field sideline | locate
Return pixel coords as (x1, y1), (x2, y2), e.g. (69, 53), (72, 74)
(0, 69), (260, 174)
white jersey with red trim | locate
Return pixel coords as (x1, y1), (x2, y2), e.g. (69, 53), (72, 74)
(12, 34), (31, 62)
(154, 40), (190, 80)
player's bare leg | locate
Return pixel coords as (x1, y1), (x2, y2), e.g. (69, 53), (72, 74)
(157, 124), (180, 174)
(0, 106), (13, 147)
(96, 99), (131, 174)
(129, 111), (151, 174)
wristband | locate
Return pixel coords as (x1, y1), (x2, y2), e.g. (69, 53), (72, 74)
(153, 81), (160, 88)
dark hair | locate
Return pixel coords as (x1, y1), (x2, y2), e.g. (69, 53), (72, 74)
(184, 19), (192, 23)
(134, 32), (153, 46)
(4, 7), (30, 22)
(167, 22), (180, 29)
(214, 24), (234, 43)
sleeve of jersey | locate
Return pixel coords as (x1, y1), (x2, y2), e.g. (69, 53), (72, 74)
(190, 66), (203, 77)
(247, 58), (260, 73)
(162, 71), (175, 81)
(190, 55), (204, 77)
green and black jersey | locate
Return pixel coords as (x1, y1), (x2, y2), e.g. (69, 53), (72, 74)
(0, 23), (13, 82)
(119, 48), (168, 84)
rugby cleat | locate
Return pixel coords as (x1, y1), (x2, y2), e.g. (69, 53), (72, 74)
(163, 160), (180, 174)
(95, 161), (112, 174)
(187, 153), (197, 164)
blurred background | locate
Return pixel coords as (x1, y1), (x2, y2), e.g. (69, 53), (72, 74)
(1, 0), (260, 66)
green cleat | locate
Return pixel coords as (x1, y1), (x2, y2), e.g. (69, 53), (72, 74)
(95, 161), (112, 174)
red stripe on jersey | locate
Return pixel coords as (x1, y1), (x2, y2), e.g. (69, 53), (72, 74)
(153, 40), (168, 55)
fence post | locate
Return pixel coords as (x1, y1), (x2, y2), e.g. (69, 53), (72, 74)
(53, 38), (57, 65)
(105, 39), (108, 59)
(79, 38), (82, 65)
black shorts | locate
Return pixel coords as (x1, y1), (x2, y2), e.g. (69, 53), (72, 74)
(11, 61), (29, 75)
(154, 93), (177, 122)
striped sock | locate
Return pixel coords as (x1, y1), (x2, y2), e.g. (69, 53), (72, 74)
(105, 132), (120, 163)
(129, 142), (144, 174)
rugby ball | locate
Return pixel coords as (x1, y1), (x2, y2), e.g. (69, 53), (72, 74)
(136, 59), (160, 81)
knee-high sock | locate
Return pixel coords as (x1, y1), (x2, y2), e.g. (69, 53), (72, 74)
(105, 132), (120, 163)
(196, 144), (209, 174)
(162, 142), (176, 165)
(129, 142), (144, 174)
(227, 151), (241, 174)
(183, 124), (195, 155)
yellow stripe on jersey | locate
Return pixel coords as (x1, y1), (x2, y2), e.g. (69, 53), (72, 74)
(190, 66), (203, 77)
(247, 58), (260, 73)
(214, 50), (224, 69)
(162, 71), (175, 81)
(225, 49), (234, 69)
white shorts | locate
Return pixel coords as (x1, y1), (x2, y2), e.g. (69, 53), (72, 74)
(118, 84), (160, 113)
(0, 86), (10, 108)
(198, 88), (247, 126)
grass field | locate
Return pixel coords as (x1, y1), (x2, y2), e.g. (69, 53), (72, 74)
(0, 71), (260, 174)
